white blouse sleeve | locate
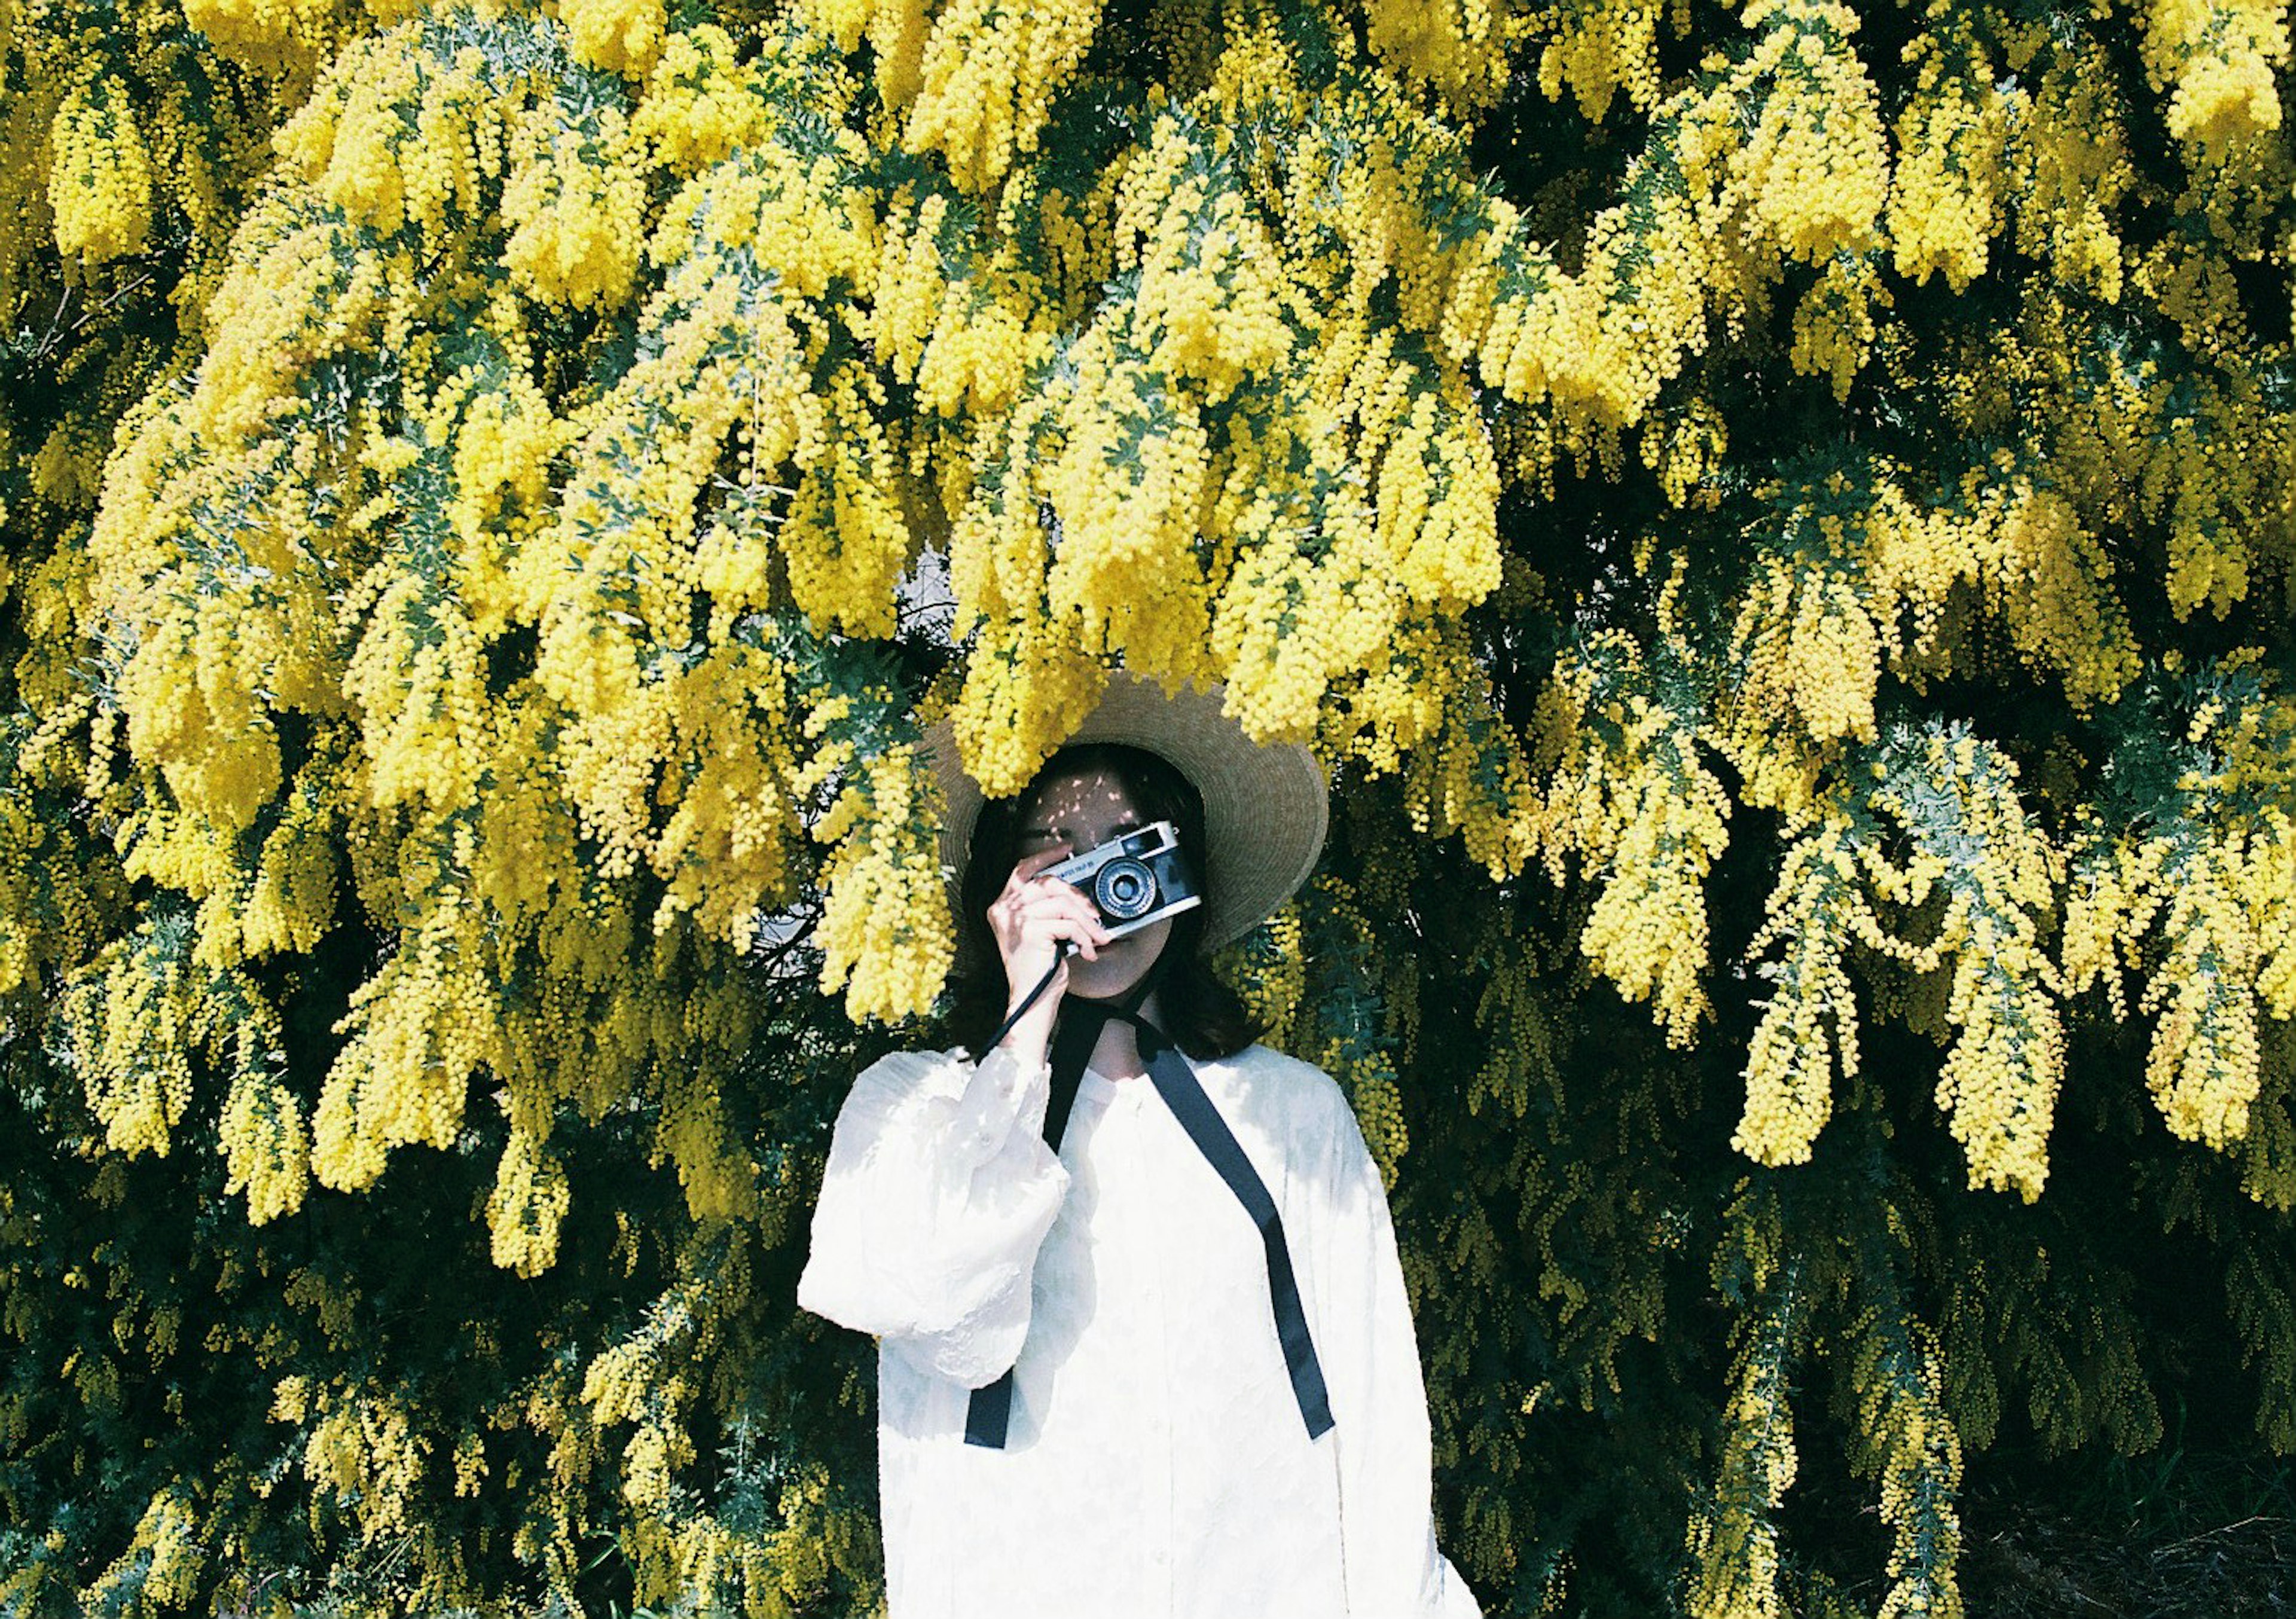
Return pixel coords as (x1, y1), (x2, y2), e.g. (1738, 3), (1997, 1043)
(1317, 1102), (1486, 1619)
(796, 1046), (1071, 1389)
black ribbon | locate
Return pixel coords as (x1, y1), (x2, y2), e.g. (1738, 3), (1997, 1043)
(963, 977), (1335, 1449)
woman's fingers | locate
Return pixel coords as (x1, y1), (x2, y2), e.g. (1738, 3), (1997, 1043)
(1008, 896), (1105, 958)
(1015, 884), (1105, 927)
(1039, 913), (1100, 962)
(1045, 904), (1112, 954)
(992, 852), (1065, 921)
(1008, 846), (1072, 883)
(993, 884), (1091, 936)
(992, 853), (1110, 945)
(989, 853), (1111, 989)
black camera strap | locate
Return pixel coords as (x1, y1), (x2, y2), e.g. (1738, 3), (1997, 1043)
(963, 964), (1335, 1450)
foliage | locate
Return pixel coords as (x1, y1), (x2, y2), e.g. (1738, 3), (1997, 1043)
(4, 0), (2295, 1613)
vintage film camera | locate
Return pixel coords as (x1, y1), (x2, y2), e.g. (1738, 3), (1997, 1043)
(1045, 820), (1202, 941)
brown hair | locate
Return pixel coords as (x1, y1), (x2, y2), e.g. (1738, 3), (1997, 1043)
(944, 742), (1262, 1062)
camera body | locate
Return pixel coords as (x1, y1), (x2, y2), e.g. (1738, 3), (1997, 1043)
(1045, 820), (1202, 941)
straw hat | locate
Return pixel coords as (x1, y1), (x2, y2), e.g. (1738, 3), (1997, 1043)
(922, 672), (1329, 953)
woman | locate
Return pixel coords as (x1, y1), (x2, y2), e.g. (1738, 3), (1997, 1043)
(798, 674), (1482, 1618)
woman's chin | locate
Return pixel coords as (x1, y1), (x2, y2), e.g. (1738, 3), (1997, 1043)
(1067, 922), (1172, 1003)
(1067, 958), (1152, 1003)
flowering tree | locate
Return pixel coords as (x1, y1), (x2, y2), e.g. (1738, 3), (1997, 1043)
(3, 0), (2293, 1612)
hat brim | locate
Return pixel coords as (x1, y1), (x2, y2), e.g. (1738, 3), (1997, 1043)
(922, 673), (1328, 956)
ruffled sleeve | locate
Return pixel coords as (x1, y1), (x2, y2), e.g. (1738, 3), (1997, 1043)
(1315, 1100), (1485, 1619)
(797, 1045), (1071, 1389)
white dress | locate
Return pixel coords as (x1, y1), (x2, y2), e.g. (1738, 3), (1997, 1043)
(797, 1040), (1485, 1619)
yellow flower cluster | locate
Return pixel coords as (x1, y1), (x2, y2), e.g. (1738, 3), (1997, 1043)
(312, 904), (496, 1191)
(1363, 0), (1512, 113)
(1720, 552), (1882, 817)
(1443, 201), (1612, 423)
(1333, 1043), (1410, 1192)
(1042, 323), (1217, 671)
(1888, 27), (2005, 292)
(438, 361), (569, 618)
(561, 0), (665, 76)
(304, 1389), (432, 1544)
(1446, 0), (1890, 436)
(2060, 665), (2296, 1168)
(2137, 841), (2267, 1149)
(1686, 1276), (1801, 1619)
(1717, 459), (2141, 821)
(2002, 33), (2133, 301)
(645, 650), (804, 952)
(780, 363), (912, 636)
(896, 0), (1100, 193)
(341, 572), (496, 814)
(942, 613), (1098, 786)
(502, 97), (648, 308)
(2060, 833), (2169, 1029)
(1789, 253), (1888, 402)
(6, 0), (278, 359)
(279, 31), (451, 243)
(801, 0), (927, 106)
(1735, 822), (1863, 1168)
(1530, 0), (1671, 123)
(1351, 624), (1506, 824)
(47, 81), (155, 265)
(1940, 478), (2143, 711)
(84, 1483), (203, 1610)
(0, 785), (44, 999)
(111, 595), (287, 836)
(1983, 303), (2280, 634)
(1210, 490), (1390, 746)
(1849, 1322), (1966, 1619)
(180, 0), (355, 76)
(219, 1065), (313, 1226)
(25, 109), (897, 1533)
(1873, 728), (2066, 1202)
(0, 699), (129, 996)
(1361, 355), (1504, 609)
(1463, 911), (1564, 1120)
(814, 743), (955, 1022)
(62, 931), (198, 1159)
(486, 1126), (573, 1276)
(685, 136), (877, 307)
(863, 188), (1051, 418)
(1217, 902), (1307, 1046)
(60, 917), (309, 1236)
(1729, 2), (1889, 267)
(1522, 636), (1732, 1044)
(654, 1046), (769, 1224)
(1118, 120), (1292, 405)
(1642, 396), (1729, 510)
(630, 24), (771, 173)
(578, 1267), (712, 1504)
(2141, 0), (2289, 149)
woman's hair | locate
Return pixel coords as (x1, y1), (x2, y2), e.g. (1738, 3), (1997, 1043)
(944, 741), (1262, 1062)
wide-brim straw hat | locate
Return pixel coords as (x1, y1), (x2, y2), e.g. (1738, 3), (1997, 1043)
(922, 672), (1329, 956)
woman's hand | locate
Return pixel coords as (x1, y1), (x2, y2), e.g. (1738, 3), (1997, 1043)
(987, 847), (1111, 1069)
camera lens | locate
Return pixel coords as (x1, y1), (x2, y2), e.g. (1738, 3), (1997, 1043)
(1094, 857), (1156, 921)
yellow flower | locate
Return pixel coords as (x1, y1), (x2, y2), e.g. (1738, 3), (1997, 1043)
(502, 99), (646, 308)
(48, 81), (154, 264)
(562, 0), (666, 76)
